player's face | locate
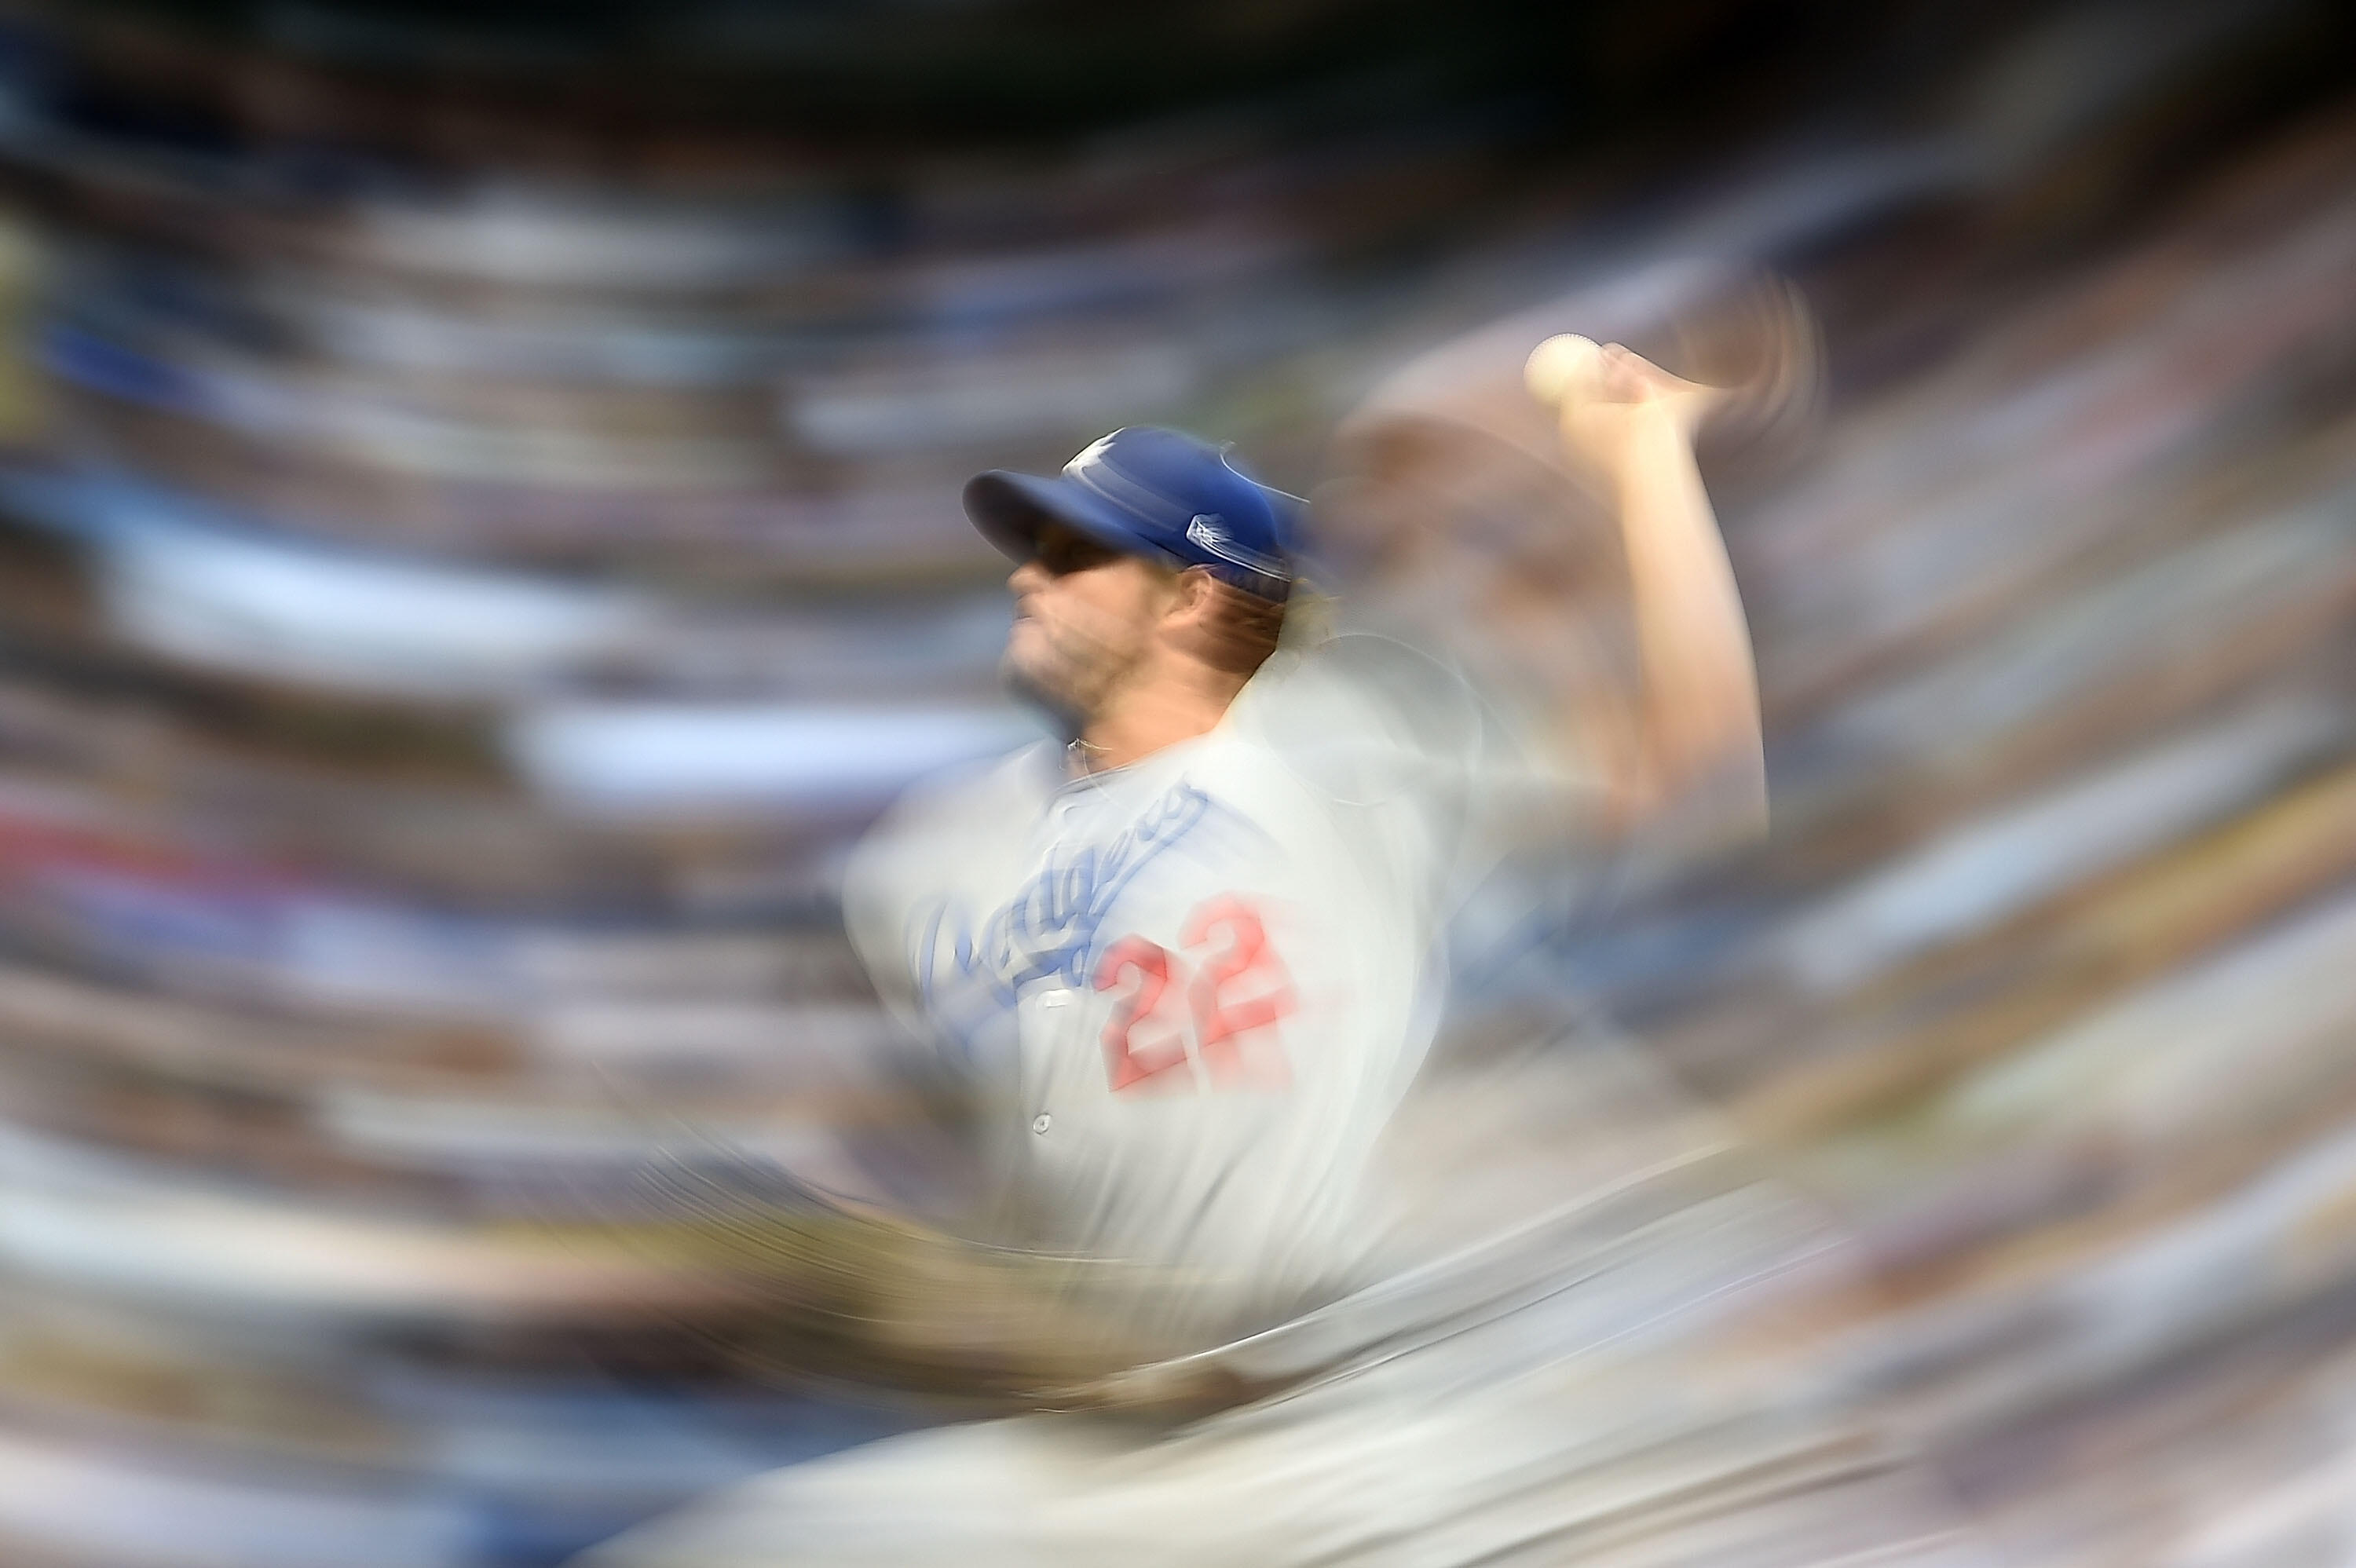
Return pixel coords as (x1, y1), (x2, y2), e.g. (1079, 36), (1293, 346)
(1002, 523), (1178, 727)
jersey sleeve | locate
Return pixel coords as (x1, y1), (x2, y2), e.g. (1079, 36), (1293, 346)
(839, 747), (1052, 1069)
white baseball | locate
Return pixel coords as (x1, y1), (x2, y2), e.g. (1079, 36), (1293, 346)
(1524, 334), (1602, 408)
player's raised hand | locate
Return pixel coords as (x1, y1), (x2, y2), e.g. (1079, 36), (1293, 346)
(1524, 336), (1721, 475)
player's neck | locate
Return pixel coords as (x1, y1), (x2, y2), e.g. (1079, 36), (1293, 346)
(1073, 668), (1242, 775)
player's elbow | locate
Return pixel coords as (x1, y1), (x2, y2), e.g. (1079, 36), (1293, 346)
(1602, 730), (1768, 850)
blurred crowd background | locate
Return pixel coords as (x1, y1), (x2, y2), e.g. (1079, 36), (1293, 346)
(0, 0), (2352, 1563)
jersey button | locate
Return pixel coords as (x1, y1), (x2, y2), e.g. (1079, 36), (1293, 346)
(1039, 989), (1071, 1009)
(1031, 1113), (1052, 1135)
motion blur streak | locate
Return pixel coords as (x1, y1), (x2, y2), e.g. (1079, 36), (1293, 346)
(0, 1), (2342, 1565)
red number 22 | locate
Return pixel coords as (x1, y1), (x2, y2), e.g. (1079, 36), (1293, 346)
(1092, 896), (1296, 1093)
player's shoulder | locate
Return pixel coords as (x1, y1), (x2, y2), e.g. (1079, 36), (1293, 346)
(1221, 633), (1487, 810)
(1173, 639), (1464, 871)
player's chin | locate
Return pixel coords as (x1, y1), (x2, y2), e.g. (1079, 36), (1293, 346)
(1000, 636), (1085, 733)
(1003, 615), (1050, 677)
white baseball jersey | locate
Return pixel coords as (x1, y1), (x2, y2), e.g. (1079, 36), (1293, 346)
(840, 635), (1494, 1350)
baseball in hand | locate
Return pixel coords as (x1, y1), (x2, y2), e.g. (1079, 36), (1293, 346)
(1524, 334), (1604, 408)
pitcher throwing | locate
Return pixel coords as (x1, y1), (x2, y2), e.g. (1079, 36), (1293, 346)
(584, 326), (1991, 1567)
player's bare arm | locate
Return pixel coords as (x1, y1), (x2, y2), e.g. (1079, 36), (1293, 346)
(1527, 334), (1769, 835)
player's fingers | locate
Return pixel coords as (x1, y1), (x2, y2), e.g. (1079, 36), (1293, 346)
(1602, 340), (1709, 401)
(1597, 342), (1652, 400)
(1531, 336), (1685, 409)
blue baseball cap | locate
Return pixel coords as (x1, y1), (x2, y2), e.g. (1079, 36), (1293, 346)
(964, 426), (1301, 601)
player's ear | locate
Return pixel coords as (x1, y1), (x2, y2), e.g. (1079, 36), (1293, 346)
(1163, 565), (1220, 627)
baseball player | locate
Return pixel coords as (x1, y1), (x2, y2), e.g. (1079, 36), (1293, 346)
(843, 336), (1758, 1336)
(586, 338), (1988, 1566)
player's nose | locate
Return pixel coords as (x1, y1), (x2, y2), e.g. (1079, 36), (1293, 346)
(1009, 558), (1048, 598)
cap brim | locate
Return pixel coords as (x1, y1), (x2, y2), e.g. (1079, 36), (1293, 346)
(962, 470), (1168, 567)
